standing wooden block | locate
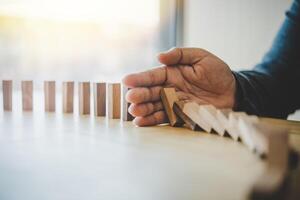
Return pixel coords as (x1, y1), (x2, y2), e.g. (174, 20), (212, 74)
(22, 81), (33, 111)
(44, 81), (56, 112)
(2, 80), (12, 111)
(79, 82), (90, 115)
(94, 82), (106, 116)
(122, 85), (134, 121)
(108, 83), (121, 119)
(160, 88), (183, 127)
(63, 82), (74, 113)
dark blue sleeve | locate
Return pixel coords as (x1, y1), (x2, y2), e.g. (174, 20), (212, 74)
(233, 0), (300, 118)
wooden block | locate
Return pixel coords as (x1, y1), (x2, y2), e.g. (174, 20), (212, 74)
(250, 124), (289, 199)
(182, 101), (211, 132)
(2, 80), (12, 111)
(94, 82), (106, 117)
(122, 85), (134, 121)
(226, 112), (247, 141)
(173, 101), (200, 131)
(238, 115), (260, 153)
(21, 81), (33, 111)
(216, 109), (232, 136)
(160, 88), (183, 127)
(79, 82), (90, 115)
(44, 81), (56, 112)
(63, 82), (74, 113)
(108, 83), (121, 119)
(198, 105), (224, 135)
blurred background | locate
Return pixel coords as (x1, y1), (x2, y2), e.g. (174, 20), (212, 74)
(0, 0), (293, 81)
(0, 0), (179, 83)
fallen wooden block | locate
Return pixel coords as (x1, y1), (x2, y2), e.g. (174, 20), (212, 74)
(198, 105), (224, 135)
(226, 112), (247, 141)
(94, 82), (106, 117)
(2, 80), (12, 111)
(238, 115), (260, 153)
(122, 85), (134, 121)
(21, 81), (33, 111)
(173, 101), (200, 131)
(108, 83), (121, 119)
(79, 82), (90, 115)
(44, 81), (56, 112)
(215, 109), (232, 136)
(250, 123), (289, 199)
(62, 82), (74, 113)
(160, 88), (183, 127)
(182, 101), (211, 132)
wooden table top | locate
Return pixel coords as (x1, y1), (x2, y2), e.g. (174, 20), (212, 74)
(0, 92), (300, 200)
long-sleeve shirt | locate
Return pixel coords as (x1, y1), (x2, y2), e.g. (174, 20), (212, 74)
(233, 0), (300, 118)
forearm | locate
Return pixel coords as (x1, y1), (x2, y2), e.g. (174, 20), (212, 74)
(233, 70), (297, 118)
(232, 0), (300, 118)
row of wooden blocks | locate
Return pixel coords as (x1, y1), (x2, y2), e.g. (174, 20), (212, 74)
(1, 80), (133, 121)
(160, 87), (292, 198)
(161, 88), (289, 157)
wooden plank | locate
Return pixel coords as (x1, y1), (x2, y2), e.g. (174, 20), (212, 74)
(160, 88), (183, 127)
(44, 81), (56, 112)
(94, 82), (106, 117)
(63, 82), (74, 113)
(108, 83), (121, 119)
(2, 80), (12, 111)
(79, 82), (90, 115)
(198, 105), (224, 135)
(173, 101), (200, 131)
(182, 102), (211, 132)
(21, 81), (33, 111)
(122, 85), (134, 121)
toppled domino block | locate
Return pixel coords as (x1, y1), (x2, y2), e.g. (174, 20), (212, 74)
(173, 101), (200, 131)
(94, 82), (106, 117)
(160, 88), (183, 127)
(108, 83), (121, 119)
(181, 101), (211, 132)
(215, 109), (232, 137)
(198, 105), (224, 135)
(44, 81), (56, 112)
(122, 85), (134, 121)
(22, 81), (33, 111)
(63, 82), (74, 113)
(79, 82), (90, 115)
(226, 112), (247, 141)
(238, 115), (260, 153)
(250, 123), (289, 199)
(2, 80), (12, 111)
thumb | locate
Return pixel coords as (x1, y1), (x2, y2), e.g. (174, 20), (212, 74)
(157, 47), (209, 66)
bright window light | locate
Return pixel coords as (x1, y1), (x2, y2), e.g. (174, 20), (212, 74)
(0, 0), (163, 82)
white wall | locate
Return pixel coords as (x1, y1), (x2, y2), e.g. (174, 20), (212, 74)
(183, 0), (292, 70)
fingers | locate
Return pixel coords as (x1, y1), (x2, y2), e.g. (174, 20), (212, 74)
(129, 101), (163, 117)
(158, 47), (209, 66)
(122, 67), (167, 88)
(126, 86), (162, 104)
(133, 111), (168, 126)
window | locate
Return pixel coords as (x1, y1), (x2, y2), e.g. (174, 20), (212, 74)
(0, 0), (178, 83)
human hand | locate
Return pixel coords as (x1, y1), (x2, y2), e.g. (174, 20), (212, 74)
(122, 47), (236, 126)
